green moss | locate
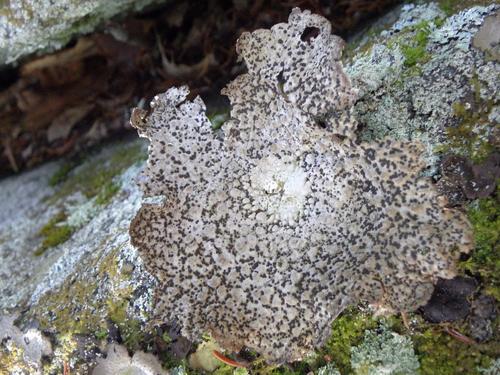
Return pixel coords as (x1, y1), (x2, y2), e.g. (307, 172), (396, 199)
(461, 193), (500, 299)
(95, 328), (108, 340)
(438, 0), (494, 16)
(400, 21), (431, 68)
(321, 308), (378, 374)
(48, 142), (145, 204)
(95, 181), (120, 206)
(49, 161), (77, 186)
(35, 211), (74, 255)
(413, 326), (495, 375)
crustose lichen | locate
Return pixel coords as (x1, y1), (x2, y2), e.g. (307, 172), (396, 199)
(129, 8), (473, 363)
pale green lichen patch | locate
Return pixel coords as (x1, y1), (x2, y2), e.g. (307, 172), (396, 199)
(351, 325), (420, 375)
(321, 308), (379, 374)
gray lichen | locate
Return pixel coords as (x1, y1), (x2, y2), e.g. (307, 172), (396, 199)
(129, 8), (473, 363)
(350, 325), (420, 375)
(0, 0), (167, 65)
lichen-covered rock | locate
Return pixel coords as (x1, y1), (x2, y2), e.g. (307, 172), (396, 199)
(0, 141), (156, 373)
(129, 8), (473, 362)
(346, 2), (499, 173)
(0, 314), (52, 375)
(0, 0), (168, 65)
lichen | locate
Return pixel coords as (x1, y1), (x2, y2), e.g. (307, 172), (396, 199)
(0, 0), (167, 65)
(347, 3), (498, 174)
(322, 308), (378, 374)
(130, 8), (472, 362)
(36, 142), (146, 254)
(350, 325), (420, 375)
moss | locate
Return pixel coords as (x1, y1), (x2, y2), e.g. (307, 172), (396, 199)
(461, 193), (500, 300)
(438, 0), (494, 16)
(32, 247), (133, 337)
(35, 211), (74, 255)
(49, 161), (77, 186)
(321, 308), (378, 374)
(400, 21), (431, 68)
(95, 328), (108, 340)
(413, 326), (496, 375)
(95, 181), (120, 206)
(48, 141), (145, 204)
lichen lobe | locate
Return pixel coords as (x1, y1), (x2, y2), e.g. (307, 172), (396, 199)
(129, 8), (473, 363)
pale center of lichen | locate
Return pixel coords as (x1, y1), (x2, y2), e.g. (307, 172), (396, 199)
(250, 156), (310, 224)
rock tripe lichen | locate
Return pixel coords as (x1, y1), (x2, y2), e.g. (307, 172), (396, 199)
(129, 8), (473, 362)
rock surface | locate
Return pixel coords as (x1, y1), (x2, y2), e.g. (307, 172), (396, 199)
(0, 0), (169, 65)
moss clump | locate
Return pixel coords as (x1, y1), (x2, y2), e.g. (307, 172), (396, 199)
(321, 308), (378, 374)
(413, 326), (495, 375)
(49, 141), (145, 204)
(400, 21), (431, 68)
(461, 193), (500, 299)
(35, 211), (74, 255)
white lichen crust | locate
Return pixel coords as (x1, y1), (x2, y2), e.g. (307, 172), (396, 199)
(129, 8), (473, 362)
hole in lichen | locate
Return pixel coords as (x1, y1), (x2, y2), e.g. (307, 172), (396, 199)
(276, 70), (289, 101)
(301, 26), (320, 43)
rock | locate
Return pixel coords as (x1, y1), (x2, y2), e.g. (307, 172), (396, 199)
(420, 277), (477, 323)
(345, 2), (499, 174)
(468, 293), (497, 342)
(0, 140), (158, 373)
(0, 0), (170, 66)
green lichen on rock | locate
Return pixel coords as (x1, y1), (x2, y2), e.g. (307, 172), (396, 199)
(461, 192), (500, 299)
(36, 142), (146, 254)
(48, 141), (145, 203)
